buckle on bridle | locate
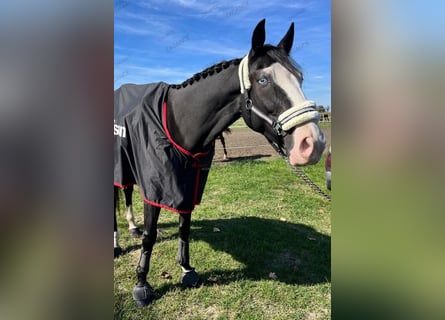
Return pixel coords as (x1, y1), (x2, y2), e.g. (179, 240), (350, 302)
(272, 121), (284, 136)
(245, 98), (253, 111)
(244, 95), (285, 136)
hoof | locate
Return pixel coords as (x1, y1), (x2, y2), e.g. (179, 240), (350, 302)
(114, 246), (122, 258)
(129, 227), (143, 238)
(132, 283), (155, 307)
(181, 269), (201, 288)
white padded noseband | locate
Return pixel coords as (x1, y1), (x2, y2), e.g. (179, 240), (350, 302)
(277, 100), (319, 131)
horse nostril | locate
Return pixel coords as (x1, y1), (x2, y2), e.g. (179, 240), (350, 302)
(299, 136), (314, 159)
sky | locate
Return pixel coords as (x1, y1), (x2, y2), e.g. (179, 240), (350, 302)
(114, 0), (331, 108)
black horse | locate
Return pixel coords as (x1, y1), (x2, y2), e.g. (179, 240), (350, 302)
(114, 19), (326, 307)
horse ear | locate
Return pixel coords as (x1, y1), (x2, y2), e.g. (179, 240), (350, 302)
(251, 19), (266, 54)
(277, 22), (294, 54)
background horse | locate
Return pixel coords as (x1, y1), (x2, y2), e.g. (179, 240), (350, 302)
(114, 19), (325, 307)
(217, 128), (231, 160)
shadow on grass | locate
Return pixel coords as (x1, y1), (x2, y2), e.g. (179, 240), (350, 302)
(121, 217), (330, 301)
(213, 154), (272, 163)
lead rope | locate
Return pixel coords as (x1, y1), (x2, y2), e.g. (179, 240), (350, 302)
(284, 157), (331, 202)
(267, 139), (331, 201)
(266, 139), (331, 201)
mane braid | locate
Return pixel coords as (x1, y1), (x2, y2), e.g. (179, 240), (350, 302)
(171, 58), (241, 89)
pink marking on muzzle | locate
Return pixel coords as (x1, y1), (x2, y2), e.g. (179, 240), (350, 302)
(288, 122), (325, 166)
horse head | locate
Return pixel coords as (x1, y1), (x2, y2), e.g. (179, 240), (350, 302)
(240, 19), (326, 166)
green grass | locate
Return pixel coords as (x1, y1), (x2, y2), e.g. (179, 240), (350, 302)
(114, 156), (331, 319)
(318, 121), (331, 128)
(229, 118), (248, 128)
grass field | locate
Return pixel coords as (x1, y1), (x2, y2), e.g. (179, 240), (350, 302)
(114, 156), (331, 319)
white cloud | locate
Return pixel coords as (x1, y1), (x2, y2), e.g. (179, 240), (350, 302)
(114, 22), (157, 36)
(180, 40), (247, 57)
(115, 64), (194, 88)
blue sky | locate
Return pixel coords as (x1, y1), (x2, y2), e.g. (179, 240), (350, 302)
(114, 0), (331, 108)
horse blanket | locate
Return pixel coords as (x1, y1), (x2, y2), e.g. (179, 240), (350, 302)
(114, 82), (214, 214)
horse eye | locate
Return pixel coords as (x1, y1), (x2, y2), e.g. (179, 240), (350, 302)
(257, 78), (268, 85)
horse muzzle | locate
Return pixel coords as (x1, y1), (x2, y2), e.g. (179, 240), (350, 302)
(285, 120), (326, 166)
(276, 101), (326, 166)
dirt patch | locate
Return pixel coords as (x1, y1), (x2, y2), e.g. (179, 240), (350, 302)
(213, 126), (331, 163)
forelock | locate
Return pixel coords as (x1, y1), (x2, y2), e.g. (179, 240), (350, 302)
(251, 45), (303, 81)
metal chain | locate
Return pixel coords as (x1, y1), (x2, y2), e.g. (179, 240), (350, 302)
(266, 139), (331, 202)
(285, 158), (331, 202)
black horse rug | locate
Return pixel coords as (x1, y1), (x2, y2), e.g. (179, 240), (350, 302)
(114, 82), (214, 214)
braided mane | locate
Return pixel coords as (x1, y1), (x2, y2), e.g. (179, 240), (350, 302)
(170, 58), (242, 89)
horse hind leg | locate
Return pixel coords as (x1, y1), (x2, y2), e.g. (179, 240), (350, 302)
(177, 213), (201, 288)
(114, 186), (122, 258)
(123, 185), (143, 238)
(221, 136), (228, 160)
(132, 203), (160, 307)
(219, 135), (228, 161)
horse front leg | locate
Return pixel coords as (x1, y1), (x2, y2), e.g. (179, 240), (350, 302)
(123, 185), (143, 238)
(132, 203), (160, 307)
(177, 213), (201, 288)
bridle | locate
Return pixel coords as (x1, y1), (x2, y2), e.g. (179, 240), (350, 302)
(238, 55), (320, 138)
(243, 95), (319, 137)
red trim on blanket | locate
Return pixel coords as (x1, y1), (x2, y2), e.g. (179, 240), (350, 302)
(114, 182), (135, 188)
(162, 101), (210, 211)
(162, 101), (210, 160)
(116, 182), (194, 214)
(141, 193), (194, 214)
